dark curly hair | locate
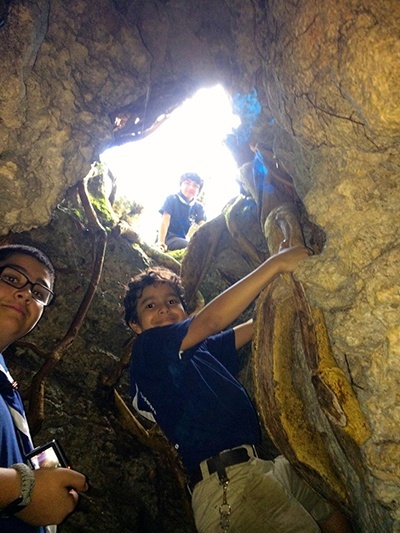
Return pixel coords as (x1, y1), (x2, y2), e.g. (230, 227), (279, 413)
(123, 267), (188, 327)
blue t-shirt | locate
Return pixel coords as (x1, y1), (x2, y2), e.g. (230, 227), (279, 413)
(0, 355), (44, 533)
(159, 193), (206, 241)
(130, 319), (261, 475)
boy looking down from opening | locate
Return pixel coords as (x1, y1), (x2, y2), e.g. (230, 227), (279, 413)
(156, 172), (206, 252)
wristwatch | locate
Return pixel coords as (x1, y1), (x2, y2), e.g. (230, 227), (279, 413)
(0, 463), (35, 518)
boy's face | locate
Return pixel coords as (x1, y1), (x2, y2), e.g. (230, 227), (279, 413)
(0, 254), (52, 351)
(180, 178), (200, 202)
(130, 282), (187, 334)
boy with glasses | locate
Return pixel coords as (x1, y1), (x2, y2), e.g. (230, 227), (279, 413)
(0, 244), (88, 532)
(156, 172), (206, 251)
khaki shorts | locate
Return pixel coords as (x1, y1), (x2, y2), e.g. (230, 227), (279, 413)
(192, 454), (333, 533)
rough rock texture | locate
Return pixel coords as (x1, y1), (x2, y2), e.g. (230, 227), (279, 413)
(258, 2), (400, 529)
(0, 0), (399, 531)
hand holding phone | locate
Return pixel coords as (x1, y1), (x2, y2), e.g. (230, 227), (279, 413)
(22, 439), (90, 525)
(16, 467), (89, 526)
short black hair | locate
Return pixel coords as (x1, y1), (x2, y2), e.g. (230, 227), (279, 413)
(180, 172), (204, 192)
(0, 244), (55, 288)
(123, 267), (187, 327)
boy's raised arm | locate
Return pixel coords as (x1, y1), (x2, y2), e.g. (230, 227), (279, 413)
(181, 244), (310, 351)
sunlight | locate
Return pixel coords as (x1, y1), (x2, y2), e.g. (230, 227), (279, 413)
(101, 85), (241, 244)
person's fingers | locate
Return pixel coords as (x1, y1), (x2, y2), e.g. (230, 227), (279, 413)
(62, 468), (89, 493)
(68, 488), (80, 507)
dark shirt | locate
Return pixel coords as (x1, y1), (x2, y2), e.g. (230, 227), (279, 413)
(130, 318), (261, 475)
(159, 193), (206, 242)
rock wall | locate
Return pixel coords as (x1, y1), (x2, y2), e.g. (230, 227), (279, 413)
(260, 1), (399, 529)
(1, 0), (399, 531)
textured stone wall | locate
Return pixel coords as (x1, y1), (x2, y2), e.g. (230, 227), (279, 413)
(259, 1), (400, 529)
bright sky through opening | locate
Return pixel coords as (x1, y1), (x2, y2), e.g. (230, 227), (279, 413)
(101, 85), (241, 244)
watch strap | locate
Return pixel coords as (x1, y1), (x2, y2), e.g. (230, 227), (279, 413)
(0, 463), (35, 517)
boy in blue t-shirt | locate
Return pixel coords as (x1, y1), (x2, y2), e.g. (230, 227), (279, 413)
(156, 172), (206, 251)
(124, 244), (352, 532)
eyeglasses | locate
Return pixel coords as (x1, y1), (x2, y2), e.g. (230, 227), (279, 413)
(0, 265), (54, 306)
(182, 180), (200, 189)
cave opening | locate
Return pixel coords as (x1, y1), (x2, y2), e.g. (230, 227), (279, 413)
(100, 84), (241, 244)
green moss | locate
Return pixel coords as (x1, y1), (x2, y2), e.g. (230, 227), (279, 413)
(169, 249), (186, 262)
(70, 207), (85, 221)
(88, 193), (116, 226)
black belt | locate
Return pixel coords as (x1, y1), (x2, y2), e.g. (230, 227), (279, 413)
(189, 446), (254, 490)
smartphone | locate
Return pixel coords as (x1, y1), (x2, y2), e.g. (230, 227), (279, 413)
(26, 439), (70, 469)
